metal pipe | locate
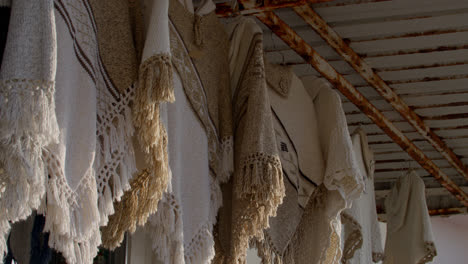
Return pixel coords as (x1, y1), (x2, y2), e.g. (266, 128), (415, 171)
(215, 0), (334, 17)
(255, 11), (468, 206)
(293, 5), (468, 183)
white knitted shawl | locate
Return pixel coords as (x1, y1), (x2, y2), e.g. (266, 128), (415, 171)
(1, 0), (137, 263)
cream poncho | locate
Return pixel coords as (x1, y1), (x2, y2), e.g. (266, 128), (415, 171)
(112, 0), (234, 263)
(341, 129), (384, 264)
(213, 17), (285, 264)
(384, 170), (437, 264)
(247, 64), (363, 264)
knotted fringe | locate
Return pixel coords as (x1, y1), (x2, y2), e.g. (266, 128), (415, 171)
(101, 53), (173, 249)
(40, 149), (101, 264)
(0, 79), (58, 258)
(231, 153), (284, 263)
(96, 85), (136, 226)
(147, 193), (184, 264)
(341, 213), (363, 264)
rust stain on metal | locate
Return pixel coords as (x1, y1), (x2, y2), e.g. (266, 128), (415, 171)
(292, 5), (468, 184)
(352, 29), (468, 43)
(385, 74), (468, 85)
(376, 61), (468, 72)
(256, 11), (468, 206)
(433, 124), (468, 131)
(422, 113), (468, 121)
(362, 45), (468, 59)
(215, 0), (334, 17)
(379, 207), (466, 217)
(412, 101), (468, 109)
(428, 207), (467, 216)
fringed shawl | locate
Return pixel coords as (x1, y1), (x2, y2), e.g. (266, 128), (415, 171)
(0, 0), (58, 257)
(101, 0), (174, 249)
(1, 0), (138, 262)
(214, 17), (285, 264)
(103, 2), (234, 263)
(384, 170), (437, 264)
(341, 129), (384, 264)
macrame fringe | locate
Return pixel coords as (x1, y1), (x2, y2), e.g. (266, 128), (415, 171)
(231, 153), (285, 263)
(147, 193), (184, 264)
(96, 85), (137, 226)
(102, 53), (174, 249)
(0, 79), (58, 258)
(40, 150), (101, 264)
(341, 213), (363, 264)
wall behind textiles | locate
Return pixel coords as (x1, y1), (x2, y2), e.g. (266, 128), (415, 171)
(428, 215), (468, 264)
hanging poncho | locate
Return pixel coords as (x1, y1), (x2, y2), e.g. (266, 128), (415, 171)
(108, 0), (234, 263)
(341, 128), (384, 263)
(1, 0), (137, 262)
(213, 17), (285, 264)
(384, 170), (437, 264)
(245, 64), (363, 264)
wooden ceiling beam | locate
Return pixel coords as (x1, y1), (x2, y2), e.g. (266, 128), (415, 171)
(255, 11), (468, 206)
(293, 5), (468, 183)
(215, 0), (334, 17)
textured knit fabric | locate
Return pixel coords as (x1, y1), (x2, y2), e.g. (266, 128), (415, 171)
(384, 171), (437, 264)
(214, 17), (284, 264)
(341, 129), (384, 264)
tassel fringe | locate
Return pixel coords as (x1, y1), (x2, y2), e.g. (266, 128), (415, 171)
(102, 53), (174, 249)
(0, 79), (58, 258)
(147, 193), (184, 264)
(231, 153), (285, 263)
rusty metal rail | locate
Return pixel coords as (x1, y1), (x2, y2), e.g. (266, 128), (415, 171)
(216, 0), (333, 17)
(255, 11), (468, 206)
(292, 5), (468, 183)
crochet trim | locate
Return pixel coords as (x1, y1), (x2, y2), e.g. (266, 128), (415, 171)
(372, 252), (385, 263)
(418, 241), (437, 264)
(341, 213), (363, 264)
